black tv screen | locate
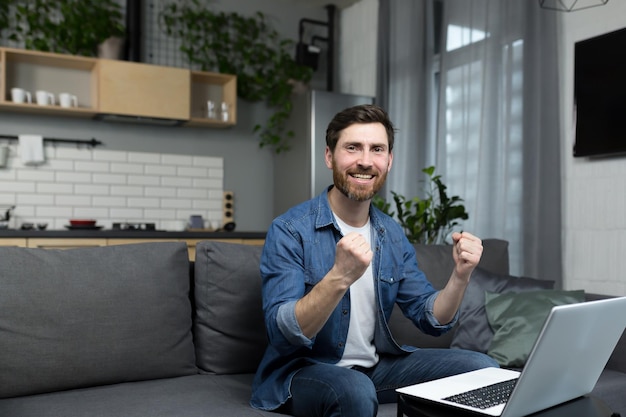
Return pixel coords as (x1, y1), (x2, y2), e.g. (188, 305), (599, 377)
(574, 27), (626, 158)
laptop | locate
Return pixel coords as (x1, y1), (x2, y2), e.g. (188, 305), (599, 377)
(396, 296), (626, 417)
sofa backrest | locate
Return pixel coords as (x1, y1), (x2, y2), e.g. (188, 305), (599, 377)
(193, 241), (266, 375)
(191, 238), (516, 374)
(0, 242), (197, 399)
(387, 238), (513, 349)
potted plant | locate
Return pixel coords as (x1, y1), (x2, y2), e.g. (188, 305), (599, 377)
(373, 166), (469, 244)
(159, 0), (313, 153)
(5, 0), (125, 57)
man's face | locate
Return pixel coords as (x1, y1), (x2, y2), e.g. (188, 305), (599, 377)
(325, 122), (393, 202)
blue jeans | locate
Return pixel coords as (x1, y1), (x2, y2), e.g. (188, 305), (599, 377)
(281, 349), (499, 417)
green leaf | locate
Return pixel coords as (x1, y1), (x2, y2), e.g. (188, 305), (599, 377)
(376, 166), (468, 244)
(159, 1), (310, 153)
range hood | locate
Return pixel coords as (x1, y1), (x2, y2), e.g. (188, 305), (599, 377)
(95, 113), (185, 127)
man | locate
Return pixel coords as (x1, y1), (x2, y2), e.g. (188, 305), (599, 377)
(251, 104), (498, 417)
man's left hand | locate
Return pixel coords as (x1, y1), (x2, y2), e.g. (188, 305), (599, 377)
(451, 231), (483, 281)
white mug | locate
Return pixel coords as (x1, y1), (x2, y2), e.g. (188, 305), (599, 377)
(59, 92), (78, 108)
(207, 100), (217, 119)
(11, 88), (32, 104)
(220, 102), (230, 122)
(35, 90), (55, 106)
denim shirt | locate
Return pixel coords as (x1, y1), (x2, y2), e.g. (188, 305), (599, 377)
(250, 187), (457, 411)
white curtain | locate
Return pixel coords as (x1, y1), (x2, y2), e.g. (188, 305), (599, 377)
(376, 1), (431, 200)
(377, 0), (562, 285)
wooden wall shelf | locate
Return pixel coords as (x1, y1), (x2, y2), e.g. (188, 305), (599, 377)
(0, 47), (237, 128)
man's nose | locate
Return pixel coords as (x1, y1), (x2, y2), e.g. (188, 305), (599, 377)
(357, 151), (373, 167)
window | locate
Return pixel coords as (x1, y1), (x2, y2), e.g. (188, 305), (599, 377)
(430, 2), (525, 273)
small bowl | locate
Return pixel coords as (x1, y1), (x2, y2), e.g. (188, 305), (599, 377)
(69, 219), (97, 227)
(37, 223), (48, 230)
(20, 223), (34, 230)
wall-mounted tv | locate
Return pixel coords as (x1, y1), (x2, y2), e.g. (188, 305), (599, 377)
(574, 27), (626, 158)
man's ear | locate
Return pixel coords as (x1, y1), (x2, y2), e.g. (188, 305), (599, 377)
(387, 151), (393, 172)
(325, 146), (333, 169)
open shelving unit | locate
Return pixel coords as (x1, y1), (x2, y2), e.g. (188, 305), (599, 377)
(1, 47), (98, 117)
(0, 47), (237, 127)
(187, 71), (238, 127)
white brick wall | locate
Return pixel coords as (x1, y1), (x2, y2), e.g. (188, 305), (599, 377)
(0, 142), (223, 231)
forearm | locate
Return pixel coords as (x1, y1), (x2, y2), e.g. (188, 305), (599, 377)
(433, 272), (469, 325)
(295, 270), (349, 338)
(432, 231), (482, 324)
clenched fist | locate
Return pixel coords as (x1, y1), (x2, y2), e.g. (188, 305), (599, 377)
(333, 232), (373, 286)
(451, 231), (483, 281)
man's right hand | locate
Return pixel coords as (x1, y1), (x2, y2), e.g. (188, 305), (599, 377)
(332, 232), (373, 288)
(294, 232), (372, 338)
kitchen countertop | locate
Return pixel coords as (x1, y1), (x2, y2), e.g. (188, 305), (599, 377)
(0, 229), (266, 239)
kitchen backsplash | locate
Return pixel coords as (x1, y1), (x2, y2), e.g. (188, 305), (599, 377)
(0, 142), (223, 231)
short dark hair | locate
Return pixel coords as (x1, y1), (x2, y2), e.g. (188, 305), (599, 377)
(325, 104), (396, 152)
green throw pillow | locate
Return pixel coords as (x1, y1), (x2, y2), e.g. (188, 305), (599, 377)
(485, 289), (585, 368)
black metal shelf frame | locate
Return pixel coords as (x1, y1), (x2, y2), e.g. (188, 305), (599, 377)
(0, 135), (102, 147)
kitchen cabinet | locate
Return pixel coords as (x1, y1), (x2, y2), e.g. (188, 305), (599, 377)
(183, 238), (264, 260)
(0, 47), (98, 118)
(0, 238), (27, 247)
(27, 238), (107, 249)
(97, 59), (190, 120)
(187, 71), (237, 127)
(0, 237), (264, 261)
(0, 47), (237, 126)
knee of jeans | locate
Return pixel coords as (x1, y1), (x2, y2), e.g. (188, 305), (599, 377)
(339, 372), (378, 415)
(469, 351), (500, 369)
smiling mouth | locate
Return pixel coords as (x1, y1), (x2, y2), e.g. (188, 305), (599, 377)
(350, 173), (374, 180)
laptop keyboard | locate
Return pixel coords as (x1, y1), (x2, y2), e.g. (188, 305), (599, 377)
(443, 378), (518, 409)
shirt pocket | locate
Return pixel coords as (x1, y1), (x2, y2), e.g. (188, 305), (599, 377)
(304, 268), (325, 292)
(378, 266), (403, 286)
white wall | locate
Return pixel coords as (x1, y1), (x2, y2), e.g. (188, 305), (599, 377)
(558, 2), (626, 295)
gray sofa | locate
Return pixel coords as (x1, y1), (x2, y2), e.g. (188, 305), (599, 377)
(0, 239), (623, 417)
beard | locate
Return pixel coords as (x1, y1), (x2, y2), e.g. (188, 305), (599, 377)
(332, 165), (388, 202)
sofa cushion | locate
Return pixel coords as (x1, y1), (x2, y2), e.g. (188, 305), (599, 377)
(194, 241), (267, 374)
(0, 242), (197, 399)
(389, 239), (511, 349)
(0, 374), (287, 417)
(485, 289), (586, 367)
(413, 238), (510, 290)
(450, 268), (555, 353)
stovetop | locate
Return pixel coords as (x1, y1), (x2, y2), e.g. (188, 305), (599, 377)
(112, 222), (157, 231)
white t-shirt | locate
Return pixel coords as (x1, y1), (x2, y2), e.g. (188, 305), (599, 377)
(333, 215), (379, 368)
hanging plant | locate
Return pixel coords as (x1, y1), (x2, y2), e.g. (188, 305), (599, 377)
(2, 0), (124, 57)
(0, 1), (10, 37)
(373, 166), (469, 244)
(159, 0), (313, 153)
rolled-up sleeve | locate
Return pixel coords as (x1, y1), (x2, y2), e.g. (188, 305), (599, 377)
(276, 301), (314, 347)
(261, 220), (316, 354)
(422, 291), (459, 331)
